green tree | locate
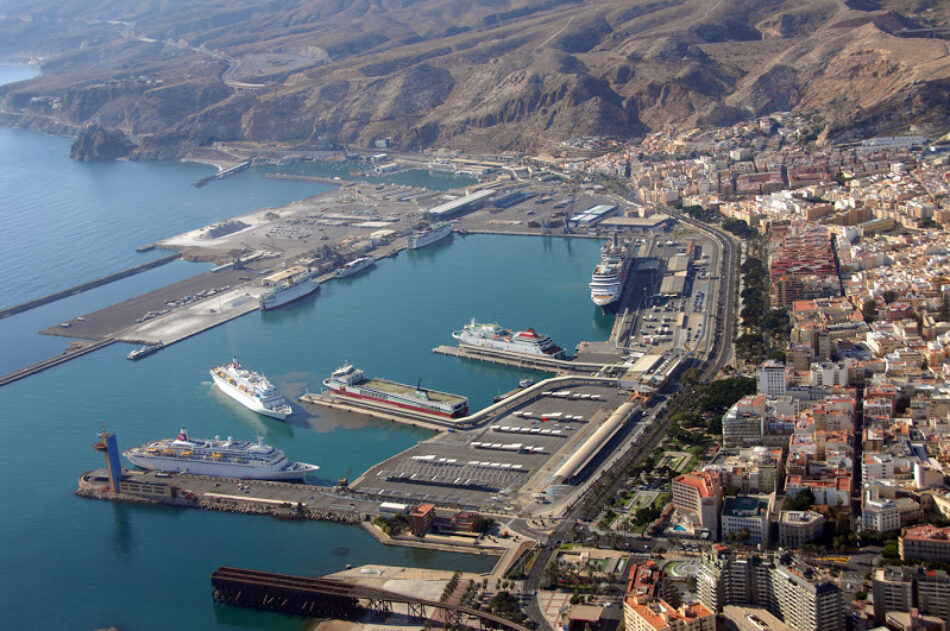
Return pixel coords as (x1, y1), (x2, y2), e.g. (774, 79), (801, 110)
(862, 299), (878, 322)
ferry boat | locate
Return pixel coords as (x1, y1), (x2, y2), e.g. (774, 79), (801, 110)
(259, 266), (320, 310)
(210, 357), (293, 420)
(589, 236), (632, 309)
(452, 319), (567, 359)
(335, 257), (375, 278)
(323, 364), (469, 418)
(127, 343), (162, 360)
(124, 427), (318, 480)
(407, 221), (453, 249)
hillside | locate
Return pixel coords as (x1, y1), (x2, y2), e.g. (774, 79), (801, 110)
(0, 0), (947, 157)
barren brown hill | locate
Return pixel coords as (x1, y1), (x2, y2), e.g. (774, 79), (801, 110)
(0, 0), (947, 157)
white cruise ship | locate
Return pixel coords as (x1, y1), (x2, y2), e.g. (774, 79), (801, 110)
(452, 318), (567, 359)
(210, 357), (293, 420)
(590, 237), (631, 309)
(124, 427), (318, 480)
(259, 266), (320, 310)
(335, 256), (375, 278)
(408, 221), (453, 249)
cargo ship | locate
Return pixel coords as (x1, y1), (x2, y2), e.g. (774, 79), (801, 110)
(323, 363), (469, 418)
(124, 427), (318, 480)
(259, 266), (320, 310)
(589, 236), (632, 310)
(210, 357), (293, 420)
(335, 257), (375, 278)
(407, 221), (453, 249)
(452, 318), (567, 359)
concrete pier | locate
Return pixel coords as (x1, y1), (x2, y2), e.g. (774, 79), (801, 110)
(0, 253), (181, 319)
(432, 344), (612, 373)
(0, 338), (116, 387)
(77, 468), (374, 523)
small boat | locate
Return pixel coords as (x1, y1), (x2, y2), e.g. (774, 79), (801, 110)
(127, 343), (163, 361)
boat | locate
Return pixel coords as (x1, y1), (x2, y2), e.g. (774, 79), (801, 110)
(259, 266), (320, 310)
(452, 319), (567, 359)
(335, 257), (375, 278)
(210, 357), (293, 420)
(323, 363), (468, 418)
(127, 343), (163, 360)
(407, 221), (453, 250)
(124, 427), (318, 480)
(589, 236), (632, 310)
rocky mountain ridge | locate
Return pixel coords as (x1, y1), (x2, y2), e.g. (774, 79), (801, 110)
(0, 0), (947, 158)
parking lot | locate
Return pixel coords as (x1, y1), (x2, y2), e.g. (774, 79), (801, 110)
(350, 383), (632, 512)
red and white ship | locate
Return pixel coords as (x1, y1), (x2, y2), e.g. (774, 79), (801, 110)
(323, 364), (469, 418)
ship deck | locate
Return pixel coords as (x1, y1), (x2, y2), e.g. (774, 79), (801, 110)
(362, 378), (467, 405)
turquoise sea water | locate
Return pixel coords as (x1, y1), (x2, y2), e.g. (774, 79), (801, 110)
(0, 64), (614, 630)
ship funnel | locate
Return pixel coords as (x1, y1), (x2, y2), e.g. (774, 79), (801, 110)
(177, 427), (190, 441)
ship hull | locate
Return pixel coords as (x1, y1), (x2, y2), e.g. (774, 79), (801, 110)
(452, 333), (566, 359)
(125, 453), (316, 480)
(211, 371), (291, 420)
(323, 381), (467, 418)
(335, 258), (375, 278)
(260, 279), (320, 310)
(408, 224), (453, 249)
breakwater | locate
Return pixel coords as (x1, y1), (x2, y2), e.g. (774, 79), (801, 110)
(0, 253), (181, 319)
(0, 338), (115, 387)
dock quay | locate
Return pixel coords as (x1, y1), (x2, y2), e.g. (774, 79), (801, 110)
(192, 160), (251, 187)
(0, 338), (115, 387)
(263, 172), (349, 185)
(432, 344), (614, 374)
(0, 253), (181, 319)
(77, 468), (374, 523)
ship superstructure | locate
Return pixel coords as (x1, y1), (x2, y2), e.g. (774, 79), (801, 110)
(124, 427), (318, 480)
(407, 221), (453, 249)
(452, 319), (567, 359)
(335, 257), (375, 278)
(210, 357), (293, 420)
(259, 266), (320, 310)
(323, 364), (468, 418)
(589, 236), (632, 309)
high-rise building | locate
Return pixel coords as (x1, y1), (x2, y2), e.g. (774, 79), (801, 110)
(872, 566), (950, 625)
(672, 471), (722, 538)
(697, 546), (844, 631)
(759, 360), (787, 396)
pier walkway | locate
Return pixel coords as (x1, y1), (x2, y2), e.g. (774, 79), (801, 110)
(432, 344), (613, 373)
(0, 254), (181, 319)
(0, 338), (115, 387)
(211, 566), (531, 631)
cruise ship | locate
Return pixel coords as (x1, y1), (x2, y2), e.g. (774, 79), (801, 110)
(452, 318), (567, 359)
(589, 237), (632, 310)
(259, 266), (320, 310)
(323, 363), (469, 418)
(124, 427), (318, 480)
(407, 221), (453, 249)
(335, 257), (375, 278)
(210, 357), (293, 420)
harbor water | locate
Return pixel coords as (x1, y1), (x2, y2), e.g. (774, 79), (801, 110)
(0, 64), (613, 630)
